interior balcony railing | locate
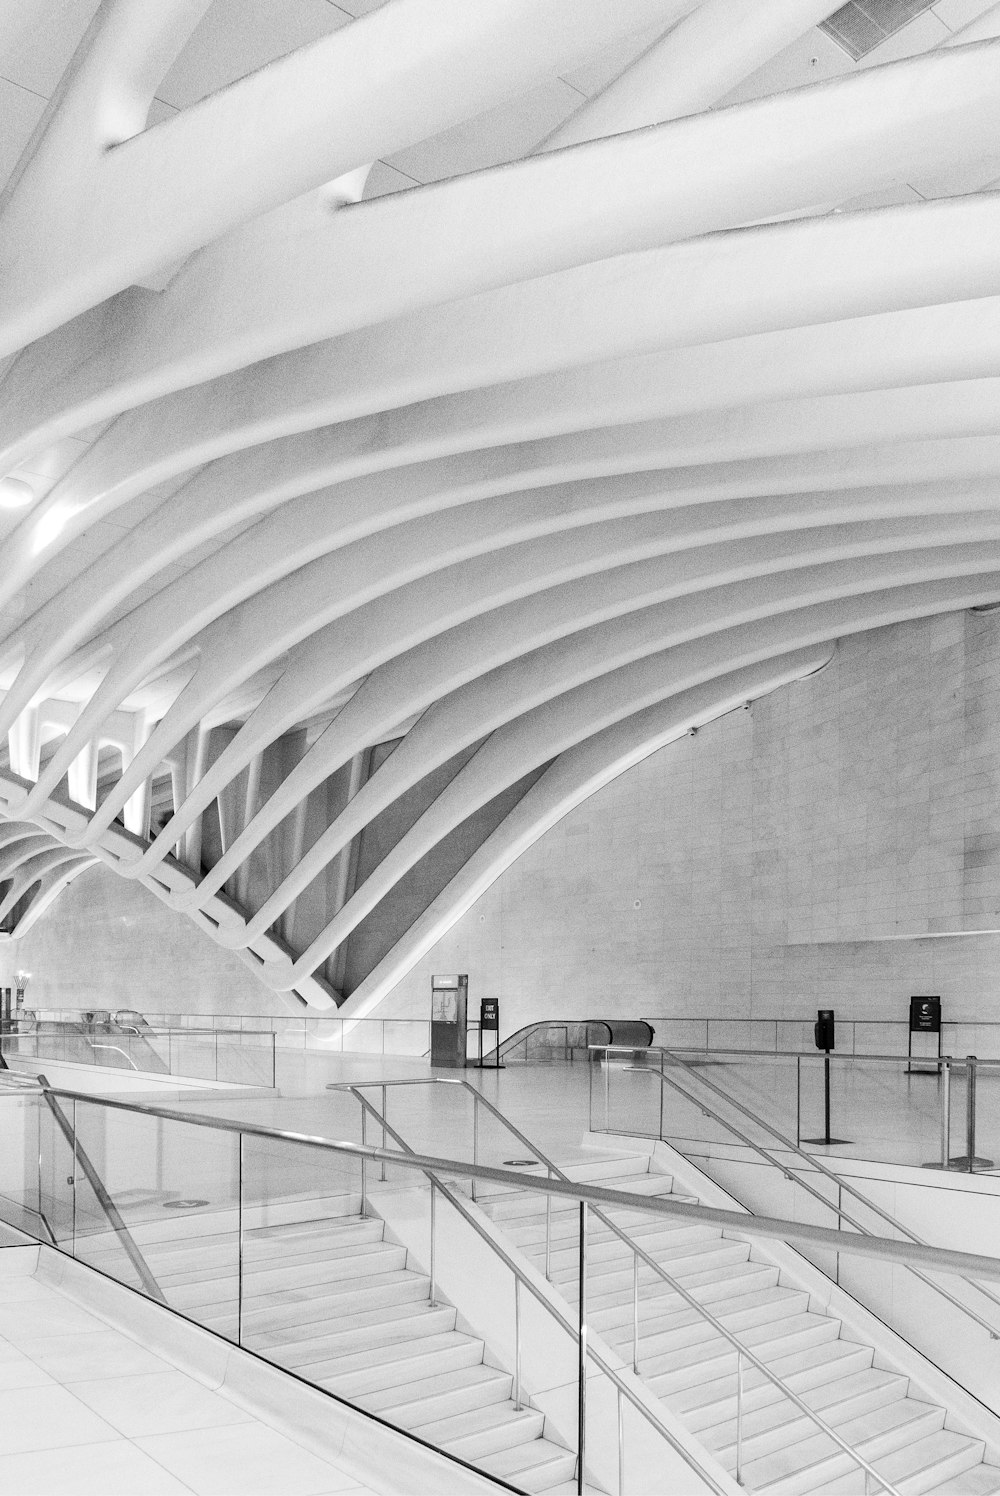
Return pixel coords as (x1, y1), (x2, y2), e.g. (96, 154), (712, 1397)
(3, 1075), (1000, 1492)
(589, 1045), (1000, 1344)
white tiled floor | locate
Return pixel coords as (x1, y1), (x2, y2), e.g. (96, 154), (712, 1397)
(0, 1261), (375, 1496)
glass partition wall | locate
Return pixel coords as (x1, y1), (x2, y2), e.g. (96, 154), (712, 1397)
(8, 1079), (992, 1495)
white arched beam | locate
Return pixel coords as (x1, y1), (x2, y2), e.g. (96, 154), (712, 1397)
(8, 369), (1000, 760)
(10, 293), (1000, 713)
(4, 38), (1000, 474)
(126, 498), (1000, 900)
(20, 470), (1000, 826)
(0, 0), (681, 354)
(7, 187), (1000, 614)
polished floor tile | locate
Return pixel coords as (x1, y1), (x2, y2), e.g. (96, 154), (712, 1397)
(0, 1438), (193, 1494)
(17, 1326), (174, 1381)
(67, 1368), (255, 1438)
(0, 1382), (120, 1456)
(135, 1422), (367, 1495)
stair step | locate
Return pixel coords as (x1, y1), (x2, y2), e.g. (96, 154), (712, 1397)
(704, 1368), (910, 1461)
(562, 1240), (754, 1303)
(250, 1301), (457, 1360)
(161, 1241), (409, 1298)
(484, 1172), (676, 1222)
(674, 1340), (876, 1428)
(237, 1270), (432, 1330)
(477, 1438), (577, 1494)
(314, 1332), (484, 1395)
(357, 1364), (514, 1426)
(590, 1262), (780, 1328)
(745, 1398), (945, 1494)
(606, 1286), (811, 1358)
(715, 1370), (916, 1472)
(423, 1402), (546, 1460)
(647, 1313), (842, 1394)
(920, 1458), (1000, 1496)
(809, 1429), (989, 1496)
(538, 1223), (722, 1273)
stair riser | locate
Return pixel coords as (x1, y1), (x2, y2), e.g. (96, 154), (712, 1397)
(750, 1408), (947, 1496)
(359, 1375), (514, 1426)
(258, 1306), (458, 1361)
(320, 1340), (484, 1396)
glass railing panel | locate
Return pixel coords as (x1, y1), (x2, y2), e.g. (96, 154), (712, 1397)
(65, 1097), (241, 1338)
(238, 1133), (365, 1367)
(0, 1089), (46, 1238)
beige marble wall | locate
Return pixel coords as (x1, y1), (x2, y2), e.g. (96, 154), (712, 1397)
(0, 868), (279, 1017)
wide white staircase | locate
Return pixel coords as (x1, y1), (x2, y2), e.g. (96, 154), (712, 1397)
(72, 1190), (579, 1494)
(478, 1152), (1000, 1496)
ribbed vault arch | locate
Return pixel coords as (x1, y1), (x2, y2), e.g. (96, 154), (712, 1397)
(1, 0), (1000, 1011)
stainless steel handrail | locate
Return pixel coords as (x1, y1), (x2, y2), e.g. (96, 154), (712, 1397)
(597, 1045), (1000, 1337)
(35, 1076), (166, 1303)
(343, 1079), (901, 1494)
(6, 1074), (998, 1274)
(346, 1086), (730, 1496)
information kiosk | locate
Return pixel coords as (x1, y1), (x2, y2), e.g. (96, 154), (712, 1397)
(430, 973), (468, 1068)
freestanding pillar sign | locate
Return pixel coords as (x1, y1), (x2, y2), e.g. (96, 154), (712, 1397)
(907, 995), (941, 1074)
(430, 973), (468, 1068)
(478, 998), (502, 1070)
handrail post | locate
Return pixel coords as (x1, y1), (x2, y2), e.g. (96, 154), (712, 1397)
(360, 1107), (368, 1215)
(966, 1055), (977, 1173)
(632, 1250), (640, 1373)
(735, 1349), (744, 1486)
(545, 1165), (553, 1280)
(35, 1077), (166, 1304)
(658, 1049), (665, 1139)
(617, 1385), (625, 1496)
(237, 1132), (244, 1347)
(429, 1178), (437, 1306)
(941, 1057), (951, 1168)
(605, 1053), (610, 1131)
(380, 1083), (387, 1183)
(514, 1275), (522, 1410)
(71, 1098), (77, 1256)
(796, 1055), (801, 1148)
(472, 1093), (479, 1203)
(577, 1199), (587, 1496)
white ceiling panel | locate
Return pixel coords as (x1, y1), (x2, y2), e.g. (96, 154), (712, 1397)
(0, 76), (46, 195)
(385, 78), (586, 185)
(157, 0), (350, 111)
(0, 0), (99, 97)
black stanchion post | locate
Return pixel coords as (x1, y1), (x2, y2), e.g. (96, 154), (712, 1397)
(803, 1009), (850, 1146)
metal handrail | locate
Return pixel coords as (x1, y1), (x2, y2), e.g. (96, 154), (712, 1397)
(346, 1086), (730, 1496)
(343, 1079), (901, 1495)
(599, 1045), (1000, 1338)
(653, 1045), (1000, 1066)
(10, 1075), (1000, 1274)
(89, 1043), (140, 1070)
(35, 1076), (166, 1303)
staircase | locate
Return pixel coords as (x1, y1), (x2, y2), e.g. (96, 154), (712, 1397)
(478, 1152), (1000, 1496)
(72, 1191), (579, 1494)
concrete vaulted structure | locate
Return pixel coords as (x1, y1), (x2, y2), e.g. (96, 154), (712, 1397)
(1, 0), (1000, 1014)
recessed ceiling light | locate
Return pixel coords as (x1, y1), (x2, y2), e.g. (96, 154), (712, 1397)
(0, 477), (35, 509)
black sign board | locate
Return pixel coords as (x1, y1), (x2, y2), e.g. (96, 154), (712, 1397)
(480, 999), (499, 1031)
(909, 996), (941, 1034)
(814, 1009), (835, 1052)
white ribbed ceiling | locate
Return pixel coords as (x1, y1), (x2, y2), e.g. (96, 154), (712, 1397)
(0, 0), (999, 1014)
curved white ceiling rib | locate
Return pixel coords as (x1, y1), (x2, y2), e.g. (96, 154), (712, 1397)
(0, 0), (999, 1011)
